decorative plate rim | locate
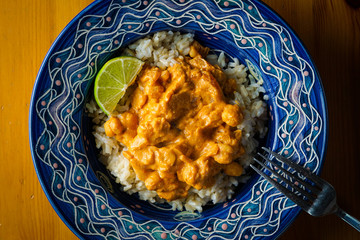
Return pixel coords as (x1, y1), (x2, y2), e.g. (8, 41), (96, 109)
(29, 0), (328, 239)
(29, 1), (103, 238)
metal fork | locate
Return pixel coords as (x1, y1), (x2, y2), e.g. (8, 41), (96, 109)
(250, 147), (360, 232)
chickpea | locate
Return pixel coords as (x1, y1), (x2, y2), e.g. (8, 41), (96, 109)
(137, 147), (155, 165)
(120, 112), (138, 130)
(139, 66), (161, 84)
(159, 70), (170, 82)
(109, 117), (123, 134)
(148, 85), (164, 99)
(145, 172), (162, 190)
(224, 162), (243, 177)
(157, 148), (176, 171)
(189, 45), (199, 58)
(213, 143), (233, 164)
(189, 41), (209, 58)
(132, 88), (148, 110)
(178, 162), (198, 186)
(201, 141), (219, 157)
(222, 104), (242, 127)
(104, 117), (123, 137)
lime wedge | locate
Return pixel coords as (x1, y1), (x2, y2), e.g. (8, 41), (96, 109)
(94, 56), (144, 115)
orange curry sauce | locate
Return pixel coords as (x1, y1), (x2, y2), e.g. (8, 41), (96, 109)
(104, 42), (245, 201)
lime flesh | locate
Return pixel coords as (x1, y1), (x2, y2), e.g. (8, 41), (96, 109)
(94, 56), (144, 115)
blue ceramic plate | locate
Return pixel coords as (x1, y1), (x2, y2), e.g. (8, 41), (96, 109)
(29, 0), (328, 239)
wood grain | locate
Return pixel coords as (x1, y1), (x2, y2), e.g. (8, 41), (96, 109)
(0, 1), (92, 239)
(261, 0), (360, 239)
(0, 0), (359, 239)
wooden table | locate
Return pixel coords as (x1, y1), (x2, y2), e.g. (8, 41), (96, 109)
(0, 0), (359, 239)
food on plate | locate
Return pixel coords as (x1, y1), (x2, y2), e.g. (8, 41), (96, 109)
(86, 31), (268, 212)
(104, 55), (245, 201)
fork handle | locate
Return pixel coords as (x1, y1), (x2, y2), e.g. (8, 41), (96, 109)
(336, 208), (360, 232)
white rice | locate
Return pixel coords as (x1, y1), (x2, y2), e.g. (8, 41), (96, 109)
(86, 31), (268, 212)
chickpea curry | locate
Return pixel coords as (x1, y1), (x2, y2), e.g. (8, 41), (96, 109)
(104, 42), (245, 201)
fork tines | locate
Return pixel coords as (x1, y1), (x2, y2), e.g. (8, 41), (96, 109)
(250, 147), (321, 210)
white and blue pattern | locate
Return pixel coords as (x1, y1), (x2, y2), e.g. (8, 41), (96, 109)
(29, 0), (327, 239)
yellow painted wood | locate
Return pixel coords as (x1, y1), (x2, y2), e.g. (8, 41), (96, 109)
(0, 0), (358, 239)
